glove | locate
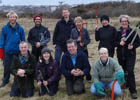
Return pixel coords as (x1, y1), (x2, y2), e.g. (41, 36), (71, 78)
(94, 82), (106, 96)
(114, 71), (125, 83)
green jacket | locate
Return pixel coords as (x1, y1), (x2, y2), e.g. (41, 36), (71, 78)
(10, 52), (36, 89)
(93, 57), (123, 83)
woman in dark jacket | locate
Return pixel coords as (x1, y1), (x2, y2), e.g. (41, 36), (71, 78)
(95, 15), (117, 57)
(36, 47), (60, 96)
(115, 15), (140, 99)
(71, 16), (91, 80)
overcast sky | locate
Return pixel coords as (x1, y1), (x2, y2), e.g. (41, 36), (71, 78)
(0, 0), (139, 6)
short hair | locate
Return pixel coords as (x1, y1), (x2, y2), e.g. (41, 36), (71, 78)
(67, 39), (77, 46)
(19, 41), (28, 48)
(74, 16), (83, 23)
(7, 11), (18, 18)
(98, 47), (108, 54)
(119, 15), (130, 23)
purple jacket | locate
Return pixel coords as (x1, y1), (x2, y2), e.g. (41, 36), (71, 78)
(36, 60), (60, 85)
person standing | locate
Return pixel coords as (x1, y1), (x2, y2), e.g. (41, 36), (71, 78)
(95, 15), (117, 57)
(115, 15), (140, 99)
(10, 42), (36, 98)
(53, 8), (75, 65)
(71, 16), (91, 80)
(61, 39), (90, 96)
(0, 11), (25, 88)
(28, 14), (50, 62)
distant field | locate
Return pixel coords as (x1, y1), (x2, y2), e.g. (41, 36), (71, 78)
(0, 17), (140, 100)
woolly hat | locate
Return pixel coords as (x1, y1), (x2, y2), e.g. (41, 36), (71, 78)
(41, 47), (51, 55)
(33, 14), (42, 22)
(100, 15), (109, 22)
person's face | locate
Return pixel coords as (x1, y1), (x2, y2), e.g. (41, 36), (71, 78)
(62, 10), (70, 19)
(120, 17), (129, 29)
(101, 20), (109, 26)
(43, 52), (50, 62)
(8, 13), (17, 24)
(76, 20), (82, 29)
(67, 42), (77, 56)
(20, 43), (28, 56)
(34, 17), (42, 26)
(99, 50), (108, 62)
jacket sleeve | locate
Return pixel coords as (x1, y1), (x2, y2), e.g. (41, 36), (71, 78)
(95, 29), (100, 41)
(0, 27), (5, 48)
(133, 32), (140, 49)
(10, 56), (19, 76)
(47, 61), (60, 85)
(60, 55), (72, 77)
(40, 28), (51, 46)
(83, 29), (90, 46)
(27, 29), (36, 46)
(53, 22), (59, 45)
(93, 62), (100, 83)
(20, 27), (25, 41)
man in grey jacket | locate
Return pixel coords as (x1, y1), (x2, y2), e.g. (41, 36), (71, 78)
(90, 47), (125, 98)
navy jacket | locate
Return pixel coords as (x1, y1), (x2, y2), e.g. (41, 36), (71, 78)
(60, 51), (90, 80)
(53, 17), (75, 49)
(36, 60), (60, 85)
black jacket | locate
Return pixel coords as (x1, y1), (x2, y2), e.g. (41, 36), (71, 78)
(95, 25), (117, 56)
(53, 17), (75, 48)
(27, 25), (50, 47)
(115, 27), (140, 59)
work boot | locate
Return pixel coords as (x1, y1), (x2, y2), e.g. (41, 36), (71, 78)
(131, 93), (138, 99)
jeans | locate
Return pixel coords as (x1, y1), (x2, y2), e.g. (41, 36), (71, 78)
(90, 81), (122, 97)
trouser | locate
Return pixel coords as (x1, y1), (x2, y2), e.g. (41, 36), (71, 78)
(2, 53), (15, 84)
(90, 81), (122, 97)
(39, 82), (59, 96)
(32, 46), (43, 62)
(10, 88), (34, 98)
(118, 55), (137, 94)
(54, 45), (67, 66)
(66, 77), (85, 96)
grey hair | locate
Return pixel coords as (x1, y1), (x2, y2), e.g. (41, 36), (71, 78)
(119, 14), (130, 23)
(7, 11), (18, 18)
(98, 47), (108, 54)
(19, 41), (28, 48)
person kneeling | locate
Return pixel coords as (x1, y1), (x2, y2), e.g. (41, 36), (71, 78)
(90, 47), (125, 98)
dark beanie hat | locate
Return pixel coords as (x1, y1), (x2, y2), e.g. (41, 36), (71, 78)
(41, 47), (51, 55)
(33, 14), (42, 22)
(100, 15), (109, 22)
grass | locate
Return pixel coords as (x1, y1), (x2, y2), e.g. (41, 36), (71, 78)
(0, 17), (140, 100)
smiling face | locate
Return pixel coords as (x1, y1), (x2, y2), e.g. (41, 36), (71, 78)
(19, 42), (28, 56)
(99, 48), (108, 62)
(62, 9), (70, 19)
(76, 20), (82, 30)
(8, 13), (17, 25)
(101, 19), (109, 26)
(67, 42), (77, 56)
(42, 52), (50, 62)
(34, 16), (42, 26)
(120, 17), (129, 30)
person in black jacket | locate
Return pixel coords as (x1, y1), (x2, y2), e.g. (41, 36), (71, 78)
(115, 15), (140, 99)
(27, 14), (50, 62)
(71, 16), (91, 81)
(95, 15), (117, 57)
(53, 8), (75, 65)
(60, 39), (90, 96)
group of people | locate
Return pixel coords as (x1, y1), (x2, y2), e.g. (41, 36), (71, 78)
(0, 8), (140, 100)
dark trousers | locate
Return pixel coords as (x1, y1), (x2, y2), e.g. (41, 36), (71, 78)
(10, 88), (34, 98)
(39, 82), (59, 96)
(54, 45), (67, 66)
(2, 53), (15, 84)
(118, 55), (136, 93)
(32, 46), (43, 62)
(66, 77), (85, 96)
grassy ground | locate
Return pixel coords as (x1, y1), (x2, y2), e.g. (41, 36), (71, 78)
(0, 17), (140, 100)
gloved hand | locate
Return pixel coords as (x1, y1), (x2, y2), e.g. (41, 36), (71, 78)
(114, 71), (125, 84)
(94, 82), (106, 96)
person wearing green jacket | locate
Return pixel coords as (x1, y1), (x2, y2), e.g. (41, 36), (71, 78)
(90, 47), (125, 98)
(10, 42), (36, 98)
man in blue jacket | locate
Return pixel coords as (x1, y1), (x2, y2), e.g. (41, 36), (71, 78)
(0, 11), (25, 88)
(61, 39), (90, 96)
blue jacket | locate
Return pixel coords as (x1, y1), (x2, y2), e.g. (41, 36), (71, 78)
(60, 50), (90, 80)
(0, 22), (25, 54)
